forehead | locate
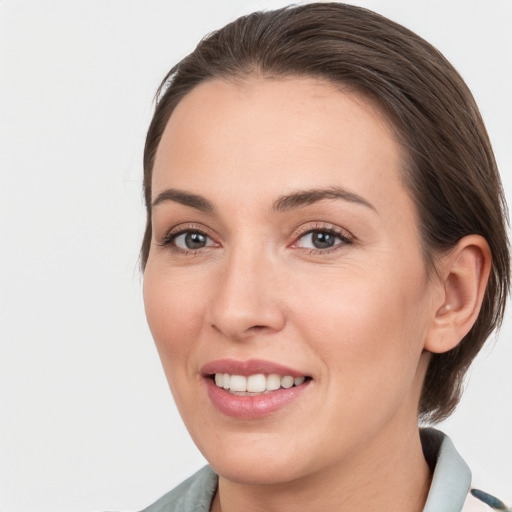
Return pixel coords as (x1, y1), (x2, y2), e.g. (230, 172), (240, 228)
(152, 76), (409, 216)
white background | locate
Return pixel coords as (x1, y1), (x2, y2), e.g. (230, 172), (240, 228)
(0, 1), (511, 511)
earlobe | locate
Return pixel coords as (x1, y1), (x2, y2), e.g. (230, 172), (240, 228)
(425, 235), (491, 354)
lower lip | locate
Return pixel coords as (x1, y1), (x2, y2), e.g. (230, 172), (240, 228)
(204, 378), (310, 419)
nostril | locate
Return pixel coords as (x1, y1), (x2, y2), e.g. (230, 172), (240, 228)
(246, 325), (275, 336)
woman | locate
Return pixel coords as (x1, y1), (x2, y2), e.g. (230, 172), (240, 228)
(140, 3), (509, 511)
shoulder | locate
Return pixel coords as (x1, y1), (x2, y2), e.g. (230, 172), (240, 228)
(463, 488), (512, 512)
(139, 466), (218, 512)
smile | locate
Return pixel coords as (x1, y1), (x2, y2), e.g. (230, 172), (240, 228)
(213, 373), (306, 395)
(201, 359), (312, 418)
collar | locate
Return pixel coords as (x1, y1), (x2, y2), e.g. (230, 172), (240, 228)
(421, 428), (472, 511)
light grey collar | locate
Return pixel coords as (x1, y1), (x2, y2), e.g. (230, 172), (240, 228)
(421, 428), (472, 512)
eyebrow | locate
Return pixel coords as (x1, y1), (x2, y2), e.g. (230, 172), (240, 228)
(272, 186), (376, 213)
(152, 189), (214, 212)
(151, 186), (376, 214)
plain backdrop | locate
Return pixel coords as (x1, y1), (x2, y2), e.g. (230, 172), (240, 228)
(1, 1), (511, 511)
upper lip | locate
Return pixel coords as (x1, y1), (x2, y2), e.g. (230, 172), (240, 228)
(201, 359), (308, 378)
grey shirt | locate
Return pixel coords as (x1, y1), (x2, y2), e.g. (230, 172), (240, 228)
(139, 429), (492, 512)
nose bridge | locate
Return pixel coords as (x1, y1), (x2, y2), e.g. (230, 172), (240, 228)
(208, 238), (285, 340)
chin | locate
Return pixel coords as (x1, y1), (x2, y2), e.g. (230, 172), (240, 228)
(212, 456), (305, 486)
(196, 432), (311, 485)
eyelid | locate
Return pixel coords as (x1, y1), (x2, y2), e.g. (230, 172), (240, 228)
(294, 221), (352, 239)
(290, 222), (354, 252)
(158, 223), (220, 252)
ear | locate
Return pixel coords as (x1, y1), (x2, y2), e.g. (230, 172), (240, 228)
(424, 235), (491, 354)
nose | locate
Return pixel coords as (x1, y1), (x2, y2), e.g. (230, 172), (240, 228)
(206, 248), (286, 341)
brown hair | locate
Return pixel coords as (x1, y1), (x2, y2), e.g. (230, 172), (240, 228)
(141, 3), (510, 422)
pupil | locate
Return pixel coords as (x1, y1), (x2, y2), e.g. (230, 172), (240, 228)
(313, 231), (335, 249)
(185, 232), (206, 249)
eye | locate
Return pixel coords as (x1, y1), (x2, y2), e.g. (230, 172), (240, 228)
(160, 229), (217, 253)
(298, 231), (339, 249)
(293, 227), (352, 252)
(173, 231), (214, 250)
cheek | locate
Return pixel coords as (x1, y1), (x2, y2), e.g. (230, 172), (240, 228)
(293, 260), (430, 389)
(143, 264), (207, 378)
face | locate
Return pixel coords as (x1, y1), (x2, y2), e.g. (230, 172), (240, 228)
(143, 77), (438, 485)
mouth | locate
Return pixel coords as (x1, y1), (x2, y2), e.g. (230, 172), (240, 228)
(201, 359), (312, 419)
(211, 373), (310, 396)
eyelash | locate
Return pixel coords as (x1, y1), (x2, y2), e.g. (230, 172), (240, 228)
(291, 223), (353, 254)
(158, 222), (353, 256)
(158, 224), (217, 255)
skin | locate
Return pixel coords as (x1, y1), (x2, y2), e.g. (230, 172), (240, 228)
(143, 77), (488, 511)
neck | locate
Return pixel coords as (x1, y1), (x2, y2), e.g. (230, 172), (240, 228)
(211, 423), (431, 512)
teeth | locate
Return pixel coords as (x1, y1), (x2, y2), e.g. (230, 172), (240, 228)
(280, 375), (294, 389)
(230, 375), (247, 392)
(247, 374), (266, 393)
(213, 373), (307, 394)
(267, 373), (281, 391)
